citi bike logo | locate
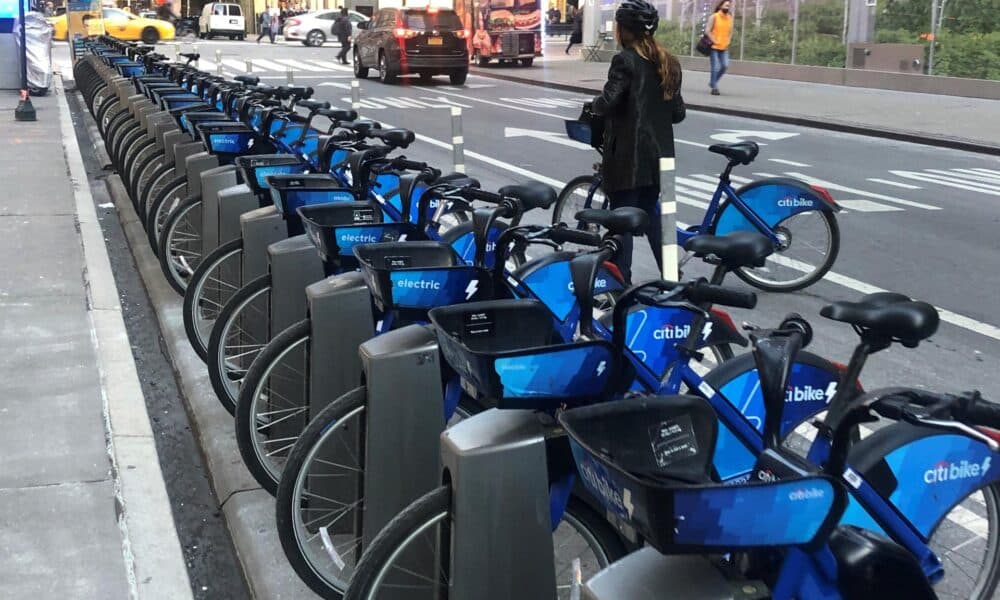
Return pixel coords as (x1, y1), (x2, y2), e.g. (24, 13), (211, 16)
(579, 460), (629, 517)
(653, 324), (692, 340)
(566, 278), (609, 292)
(788, 487), (826, 501)
(777, 196), (814, 208)
(785, 383), (837, 404)
(924, 457), (992, 484)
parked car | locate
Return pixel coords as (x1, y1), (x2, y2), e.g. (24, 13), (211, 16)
(353, 7), (469, 85)
(48, 7), (175, 43)
(199, 2), (245, 40)
(282, 9), (368, 46)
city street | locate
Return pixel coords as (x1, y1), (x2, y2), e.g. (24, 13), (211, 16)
(158, 37), (1000, 397)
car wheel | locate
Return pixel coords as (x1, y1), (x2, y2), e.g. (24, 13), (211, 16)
(449, 69), (468, 85)
(353, 48), (369, 79)
(520, 57), (534, 67)
(378, 51), (396, 84)
(306, 30), (325, 46)
(477, 52), (490, 67)
(141, 27), (159, 45)
(418, 72), (434, 83)
(238, 33), (245, 40)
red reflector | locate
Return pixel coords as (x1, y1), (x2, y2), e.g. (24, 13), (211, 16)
(709, 308), (737, 334)
(810, 184), (838, 208)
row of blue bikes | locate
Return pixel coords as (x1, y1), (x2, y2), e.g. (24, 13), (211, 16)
(74, 35), (1000, 600)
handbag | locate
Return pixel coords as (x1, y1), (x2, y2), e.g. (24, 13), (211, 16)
(696, 34), (713, 56)
(577, 102), (605, 151)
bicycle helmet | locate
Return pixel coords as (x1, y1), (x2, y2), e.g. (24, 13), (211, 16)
(615, 0), (659, 35)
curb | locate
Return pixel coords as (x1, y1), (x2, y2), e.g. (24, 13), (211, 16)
(469, 68), (1000, 157)
(81, 118), (321, 598)
(57, 75), (195, 600)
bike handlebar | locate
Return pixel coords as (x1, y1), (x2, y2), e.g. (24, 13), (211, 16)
(687, 281), (758, 310)
(548, 226), (602, 247)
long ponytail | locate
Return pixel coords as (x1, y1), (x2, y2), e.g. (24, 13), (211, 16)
(632, 34), (681, 100)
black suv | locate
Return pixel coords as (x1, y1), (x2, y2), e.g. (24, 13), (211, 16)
(353, 7), (470, 85)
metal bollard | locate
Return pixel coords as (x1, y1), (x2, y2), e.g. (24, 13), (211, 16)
(286, 66), (294, 84)
(193, 44), (199, 66)
(215, 49), (222, 76)
(450, 107), (465, 174)
(658, 157), (678, 281)
(351, 79), (361, 112)
(246, 59), (253, 73)
(174, 45), (180, 60)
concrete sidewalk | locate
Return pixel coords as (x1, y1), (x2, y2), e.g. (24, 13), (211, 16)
(0, 85), (192, 599)
(473, 53), (1000, 154)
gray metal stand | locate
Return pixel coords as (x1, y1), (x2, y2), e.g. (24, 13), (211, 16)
(583, 550), (765, 600)
(239, 206), (285, 283)
(306, 271), (374, 416)
(199, 166), (239, 255)
(440, 408), (557, 600)
(360, 325), (446, 549)
(184, 152), (218, 198)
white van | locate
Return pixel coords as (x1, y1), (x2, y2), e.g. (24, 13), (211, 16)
(199, 3), (245, 39)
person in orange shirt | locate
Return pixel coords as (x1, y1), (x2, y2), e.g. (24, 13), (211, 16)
(705, 0), (733, 95)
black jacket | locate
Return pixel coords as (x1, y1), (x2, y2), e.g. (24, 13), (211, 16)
(592, 48), (685, 194)
(333, 15), (351, 40)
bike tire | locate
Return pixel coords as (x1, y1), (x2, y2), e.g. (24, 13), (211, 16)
(157, 195), (202, 295)
(552, 174), (607, 227)
(345, 486), (627, 600)
(929, 482), (1000, 599)
(183, 238), (244, 361)
(207, 274), (272, 415)
(140, 165), (175, 221)
(235, 318), (311, 495)
(130, 149), (163, 204)
(146, 178), (187, 253)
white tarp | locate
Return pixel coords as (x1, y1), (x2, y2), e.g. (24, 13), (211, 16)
(14, 11), (53, 94)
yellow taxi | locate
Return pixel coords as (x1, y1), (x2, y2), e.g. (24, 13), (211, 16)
(49, 8), (176, 43)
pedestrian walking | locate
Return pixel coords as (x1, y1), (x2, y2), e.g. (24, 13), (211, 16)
(269, 8), (281, 43)
(566, 10), (582, 54)
(589, 0), (685, 280)
(333, 7), (352, 64)
(705, 0), (733, 95)
(256, 10), (271, 43)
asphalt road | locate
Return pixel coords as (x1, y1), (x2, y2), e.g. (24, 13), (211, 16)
(124, 37), (1000, 597)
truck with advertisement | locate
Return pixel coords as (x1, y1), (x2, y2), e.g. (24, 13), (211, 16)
(469, 0), (540, 66)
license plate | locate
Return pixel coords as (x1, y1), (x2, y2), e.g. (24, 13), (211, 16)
(427, 37), (443, 45)
(230, 19), (238, 24)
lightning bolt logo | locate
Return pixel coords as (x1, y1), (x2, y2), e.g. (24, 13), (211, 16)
(596, 360), (607, 377)
(464, 279), (479, 300)
(701, 321), (713, 341)
(824, 382), (838, 404)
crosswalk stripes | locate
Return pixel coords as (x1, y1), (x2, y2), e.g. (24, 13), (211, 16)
(890, 168), (1000, 196)
(248, 58), (294, 72)
(866, 178), (922, 190)
(785, 172), (941, 211)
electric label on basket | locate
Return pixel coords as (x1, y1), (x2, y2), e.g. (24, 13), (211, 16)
(463, 310), (495, 336)
(649, 415), (699, 467)
(352, 207), (376, 223)
(384, 255), (411, 269)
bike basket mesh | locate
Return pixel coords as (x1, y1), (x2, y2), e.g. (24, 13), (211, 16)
(297, 202), (407, 271)
(355, 242), (490, 314)
(428, 299), (615, 409)
(235, 155), (308, 196)
(565, 120), (592, 146)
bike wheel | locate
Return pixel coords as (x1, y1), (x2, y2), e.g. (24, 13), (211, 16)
(731, 210), (840, 293)
(277, 387), (475, 598)
(345, 486), (626, 600)
(552, 175), (608, 231)
(146, 177), (186, 252)
(929, 483), (1000, 599)
(183, 238), (244, 361)
(158, 196), (202, 295)
(207, 274), (271, 415)
(235, 319), (311, 495)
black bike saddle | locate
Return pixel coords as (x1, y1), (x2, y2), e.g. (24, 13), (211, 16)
(821, 293), (939, 347)
(576, 207), (648, 236)
(499, 181), (557, 211)
(708, 141), (759, 165)
(685, 231), (774, 269)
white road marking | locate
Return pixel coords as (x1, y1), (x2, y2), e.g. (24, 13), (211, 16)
(953, 168), (1000, 184)
(890, 170), (1000, 196)
(836, 199), (904, 213)
(258, 74), (353, 80)
(676, 139), (708, 148)
(310, 59), (352, 70)
(673, 187), (710, 209)
(947, 504), (990, 539)
(504, 127), (590, 150)
(246, 58), (292, 71)
(867, 177), (922, 190)
(769, 158), (810, 167)
(221, 58), (250, 72)
(752, 172), (780, 178)
(786, 172), (942, 210)
(274, 58), (328, 72)
(971, 167), (1000, 177)
(928, 168), (1000, 186)
(334, 103), (1000, 343)
(710, 130), (799, 144)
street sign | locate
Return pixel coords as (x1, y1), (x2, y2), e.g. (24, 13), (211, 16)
(710, 130), (800, 144)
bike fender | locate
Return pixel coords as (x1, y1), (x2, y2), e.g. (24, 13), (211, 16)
(712, 177), (840, 236)
(695, 308), (748, 350)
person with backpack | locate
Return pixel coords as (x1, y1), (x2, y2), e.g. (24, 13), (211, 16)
(589, 0), (685, 280)
(333, 7), (352, 64)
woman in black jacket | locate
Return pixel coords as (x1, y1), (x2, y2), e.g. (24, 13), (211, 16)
(592, 0), (685, 281)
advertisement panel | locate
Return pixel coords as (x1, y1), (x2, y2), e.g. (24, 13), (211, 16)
(471, 0), (540, 64)
(67, 0), (104, 58)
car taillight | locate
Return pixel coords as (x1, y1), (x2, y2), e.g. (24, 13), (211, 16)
(287, 18), (301, 26)
(455, 29), (469, 39)
(394, 28), (418, 38)
(810, 184), (838, 208)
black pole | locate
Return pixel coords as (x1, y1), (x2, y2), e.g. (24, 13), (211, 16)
(15, 0), (38, 121)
